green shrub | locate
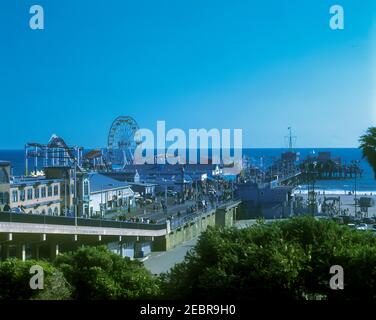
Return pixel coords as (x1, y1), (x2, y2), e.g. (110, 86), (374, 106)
(161, 217), (376, 300)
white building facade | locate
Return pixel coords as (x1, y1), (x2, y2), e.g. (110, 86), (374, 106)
(79, 173), (135, 217)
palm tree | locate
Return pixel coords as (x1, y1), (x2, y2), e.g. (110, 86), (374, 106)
(359, 127), (376, 178)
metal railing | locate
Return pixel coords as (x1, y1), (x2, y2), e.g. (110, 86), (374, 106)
(0, 198), (242, 232)
(169, 208), (213, 230)
(168, 198), (242, 230)
(0, 211), (166, 230)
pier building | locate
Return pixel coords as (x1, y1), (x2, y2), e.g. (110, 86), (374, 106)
(78, 172), (136, 218)
(43, 166), (76, 216)
(236, 183), (295, 219)
(0, 161), (63, 215)
(10, 176), (62, 216)
(0, 161), (10, 210)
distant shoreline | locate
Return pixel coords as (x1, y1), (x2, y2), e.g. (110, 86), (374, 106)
(294, 188), (376, 196)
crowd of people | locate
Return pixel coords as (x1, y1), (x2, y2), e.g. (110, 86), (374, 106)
(118, 215), (157, 224)
(38, 178), (235, 225)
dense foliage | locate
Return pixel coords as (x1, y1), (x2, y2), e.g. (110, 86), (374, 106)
(161, 217), (376, 300)
(0, 246), (160, 300)
(0, 259), (71, 300)
(55, 246), (160, 300)
(1, 217), (376, 300)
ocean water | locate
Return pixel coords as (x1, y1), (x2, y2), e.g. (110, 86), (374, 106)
(1, 148), (375, 193)
(0, 150), (24, 176)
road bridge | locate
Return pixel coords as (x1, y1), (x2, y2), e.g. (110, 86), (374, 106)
(0, 199), (241, 261)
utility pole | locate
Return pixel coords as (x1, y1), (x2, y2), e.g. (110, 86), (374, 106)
(307, 162), (317, 217)
(311, 169), (316, 217)
(354, 163), (358, 218)
(181, 166), (185, 203)
(24, 145), (28, 176)
(64, 181), (67, 216)
(164, 184), (167, 213)
(74, 159), (77, 227)
(101, 184), (103, 219)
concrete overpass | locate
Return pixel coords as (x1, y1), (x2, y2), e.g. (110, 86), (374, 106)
(0, 212), (167, 261)
(0, 199), (242, 261)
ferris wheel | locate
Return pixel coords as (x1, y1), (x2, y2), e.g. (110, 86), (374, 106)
(107, 116), (141, 167)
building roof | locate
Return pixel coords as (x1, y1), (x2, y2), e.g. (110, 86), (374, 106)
(88, 173), (131, 193)
(127, 182), (157, 187)
(11, 176), (62, 187)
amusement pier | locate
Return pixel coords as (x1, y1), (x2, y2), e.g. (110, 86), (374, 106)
(0, 117), (366, 262)
(0, 116), (241, 261)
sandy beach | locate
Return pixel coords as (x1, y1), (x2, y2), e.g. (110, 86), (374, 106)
(293, 190), (376, 217)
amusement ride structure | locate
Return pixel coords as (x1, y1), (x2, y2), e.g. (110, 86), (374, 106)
(107, 116), (141, 169)
(24, 134), (83, 175)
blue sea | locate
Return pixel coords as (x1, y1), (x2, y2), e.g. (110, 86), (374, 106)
(1, 148), (375, 193)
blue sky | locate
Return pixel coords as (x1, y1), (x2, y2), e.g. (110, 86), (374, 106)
(0, 0), (375, 149)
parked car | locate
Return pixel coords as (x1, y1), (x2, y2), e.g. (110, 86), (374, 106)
(356, 223), (368, 231)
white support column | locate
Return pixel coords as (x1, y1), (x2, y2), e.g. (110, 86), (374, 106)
(50, 243), (59, 259)
(22, 244), (26, 262)
(16, 244), (26, 261)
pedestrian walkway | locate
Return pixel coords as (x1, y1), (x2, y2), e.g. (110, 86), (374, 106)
(143, 238), (198, 275)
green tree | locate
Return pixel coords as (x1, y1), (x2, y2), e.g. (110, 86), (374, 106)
(359, 127), (376, 178)
(55, 246), (160, 300)
(161, 217), (376, 300)
(0, 259), (71, 300)
(161, 223), (307, 300)
(33, 268), (72, 300)
(275, 217), (376, 299)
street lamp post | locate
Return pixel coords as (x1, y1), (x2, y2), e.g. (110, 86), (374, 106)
(101, 184), (104, 220)
(355, 172), (357, 217)
(307, 162), (317, 217)
(311, 170), (316, 217)
(73, 160), (77, 227)
(164, 184), (168, 214)
(354, 161), (358, 218)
